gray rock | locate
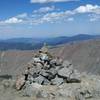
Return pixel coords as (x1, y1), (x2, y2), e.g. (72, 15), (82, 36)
(50, 59), (57, 65)
(40, 69), (49, 77)
(42, 78), (50, 85)
(58, 67), (72, 78)
(33, 57), (41, 63)
(69, 70), (81, 82)
(55, 66), (62, 71)
(28, 67), (35, 75)
(51, 75), (63, 85)
(24, 81), (42, 97)
(62, 60), (72, 68)
(23, 81), (33, 96)
(36, 62), (43, 70)
(34, 75), (45, 84)
(48, 68), (57, 76)
(32, 65), (41, 74)
(40, 68), (57, 80)
(43, 64), (51, 70)
(27, 74), (34, 83)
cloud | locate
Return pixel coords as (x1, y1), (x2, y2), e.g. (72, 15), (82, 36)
(30, 0), (79, 3)
(74, 4), (100, 22)
(75, 4), (100, 14)
(0, 17), (23, 24)
(0, 4), (100, 26)
(33, 6), (55, 13)
(31, 12), (64, 25)
(31, 4), (100, 24)
(31, 11), (74, 25)
(16, 13), (27, 18)
(0, 13), (28, 25)
(89, 14), (100, 21)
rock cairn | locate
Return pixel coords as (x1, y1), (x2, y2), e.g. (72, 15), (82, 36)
(16, 44), (81, 90)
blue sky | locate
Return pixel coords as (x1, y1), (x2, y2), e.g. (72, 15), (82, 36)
(0, 0), (100, 39)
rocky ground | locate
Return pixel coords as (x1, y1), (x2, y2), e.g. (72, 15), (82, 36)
(0, 39), (100, 100)
(0, 44), (100, 100)
(0, 74), (100, 100)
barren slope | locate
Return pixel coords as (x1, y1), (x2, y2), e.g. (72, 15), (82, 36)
(0, 39), (100, 76)
(52, 39), (100, 74)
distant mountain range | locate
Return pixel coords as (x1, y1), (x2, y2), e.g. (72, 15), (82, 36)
(0, 34), (100, 50)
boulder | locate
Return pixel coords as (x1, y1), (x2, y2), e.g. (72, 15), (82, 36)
(69, 70), (81, 83)
(40, 69), (49, 78)
(50, 59), (57, 66)
(50, 58), (63, 66)
(62, 60), (72, 68)
(51, 75), (63, 85)
(40, 68), (56, 80)
(47, 68), (57, 77)
(30, 65), (41, 75)
(24, 81), (42, 97)
(34, 75), (45, 84)
(36, 62), (43, 69)
(58, 67), (73, 79)
(55, 66), (62, 71)
(42, 78), (50, 85)
(15, 75), (25, 90)
(43, 63), (51, 70)
(33, 57), (41, 63)
(27, 74), (34, 83)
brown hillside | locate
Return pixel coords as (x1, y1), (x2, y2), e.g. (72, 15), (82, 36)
(0, 39), (100, 76)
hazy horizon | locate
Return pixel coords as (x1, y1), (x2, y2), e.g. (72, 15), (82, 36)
(0, 33), (99, 40)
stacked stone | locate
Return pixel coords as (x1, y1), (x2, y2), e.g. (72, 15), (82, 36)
(16, 44), (81, 90)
